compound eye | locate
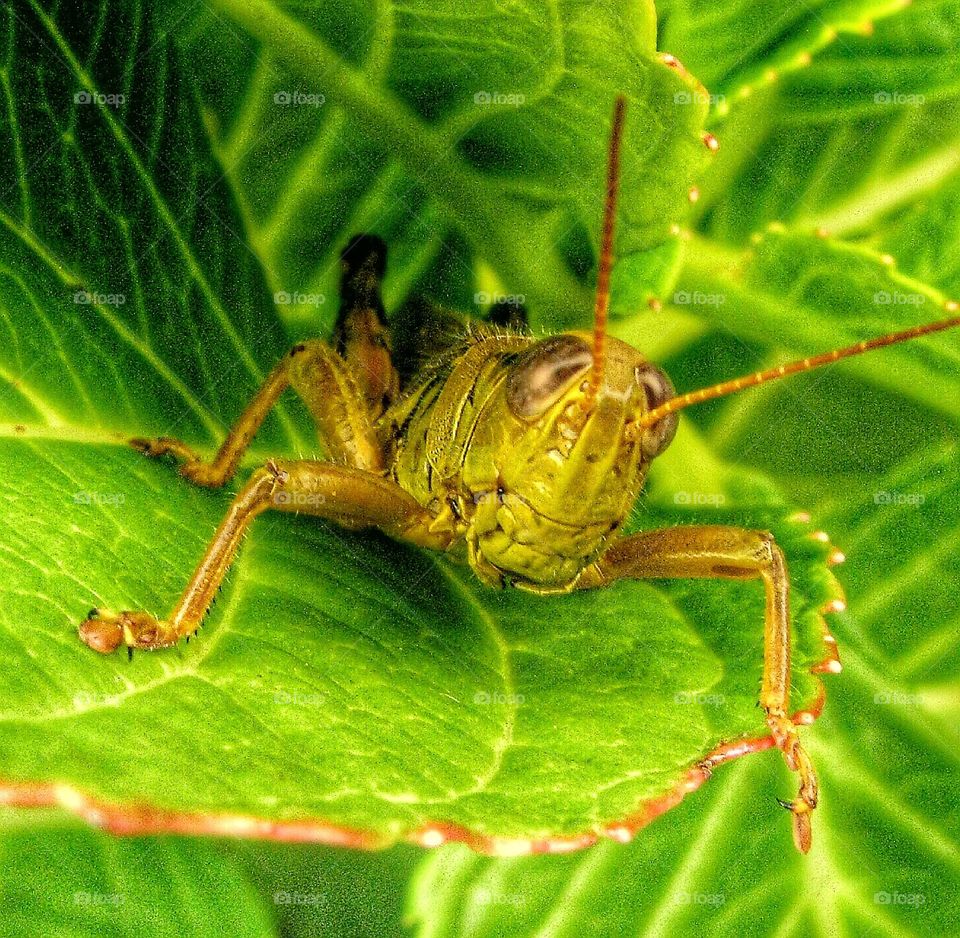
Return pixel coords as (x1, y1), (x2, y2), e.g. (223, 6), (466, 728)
(635, 363), (679, 458)
(506, 335), (593, 419)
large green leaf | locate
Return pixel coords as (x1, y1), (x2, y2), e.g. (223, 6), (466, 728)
(406, 445), (960, 938)
(0, 0), (306, 451)
(674, 229), (960, 420)
(0, 0), (836, 851)
(225, 839), (420, 938)
(0, 436), (839, 844)
(687, 0), (960, 241)
(880, 171), (960, 296)
(0, 810), (420, 938)
(657, 0), (911, 112)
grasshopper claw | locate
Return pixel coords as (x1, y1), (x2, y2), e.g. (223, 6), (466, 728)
(776, 796), (814, 852)
(79, 609), (179, 655)
(129, 436), (210, 484)
(79, 609), (122, 654)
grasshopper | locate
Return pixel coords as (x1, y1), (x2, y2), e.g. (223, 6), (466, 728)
(80, 97), (960, 853)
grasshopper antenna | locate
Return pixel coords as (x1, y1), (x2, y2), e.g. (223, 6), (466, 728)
(585, 94), (627, 406)
(635, 311), (960, 430)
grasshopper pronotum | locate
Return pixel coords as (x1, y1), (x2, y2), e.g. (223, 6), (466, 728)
(80, 96), (960, 853)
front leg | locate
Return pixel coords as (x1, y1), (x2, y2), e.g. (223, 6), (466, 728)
(577, 525), (818, 853)
(80, 460), (449, 657)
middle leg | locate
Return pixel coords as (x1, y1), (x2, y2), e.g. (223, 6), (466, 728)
(132, 338), (384, 487)
(134, 236), (399, 486)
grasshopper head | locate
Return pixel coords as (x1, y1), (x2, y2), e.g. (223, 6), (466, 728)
(462, 96), (681, 588)
(465, 331), (677, 590)
(497, 329), (678, 524)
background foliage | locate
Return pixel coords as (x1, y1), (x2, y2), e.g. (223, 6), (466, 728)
(1, 0), (958, 935)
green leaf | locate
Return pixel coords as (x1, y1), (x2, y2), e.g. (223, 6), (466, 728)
(687, 0), (960, 241)
(0, 810), (421, 938)
(0, 811), (276, 937)
(657, 0), (911, 111)
(170, 0), (710, 326)
(0, 435), (839, 843)
(0, 0), (312, 452)
(880, 171), (960, 295)
(406, 445), (960, 938)
(674, 229), (960, 419)
(226, 840), (421, 938)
